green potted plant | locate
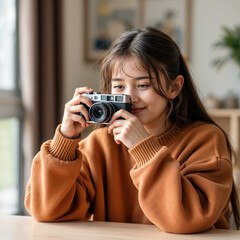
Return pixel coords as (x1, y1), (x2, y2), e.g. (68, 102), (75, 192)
(211, 25), (240, 109)
(212, 25), (240, 76)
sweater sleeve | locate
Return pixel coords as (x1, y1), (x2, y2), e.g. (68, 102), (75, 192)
(129, 127), (233, 233)
(24, 125), (95, 222)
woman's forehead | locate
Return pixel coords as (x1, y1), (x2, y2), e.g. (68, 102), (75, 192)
(111, 56), (148, 76)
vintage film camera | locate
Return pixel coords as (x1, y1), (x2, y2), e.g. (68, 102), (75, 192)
(79, 92), (132, 124)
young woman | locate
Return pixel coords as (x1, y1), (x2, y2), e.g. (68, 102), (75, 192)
(25, 27), (240, 233)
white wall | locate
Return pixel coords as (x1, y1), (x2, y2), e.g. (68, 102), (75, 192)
(62, 0), (240, 104)
(190, 0), (240, 99)
(62, 0), (100, 104)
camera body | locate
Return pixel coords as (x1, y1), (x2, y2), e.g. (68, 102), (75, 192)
(79, 92), (132, 124)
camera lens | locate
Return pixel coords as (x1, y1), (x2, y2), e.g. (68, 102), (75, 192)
(89, 102), (115, 123)
(94, 106), (104, 118)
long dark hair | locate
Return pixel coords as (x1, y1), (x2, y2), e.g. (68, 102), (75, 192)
(100, 27), (240, 229)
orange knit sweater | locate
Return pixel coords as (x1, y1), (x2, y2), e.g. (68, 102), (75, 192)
(25, 121), (233, 233)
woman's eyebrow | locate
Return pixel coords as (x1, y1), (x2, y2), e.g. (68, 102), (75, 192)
(111, 76), (150, 81)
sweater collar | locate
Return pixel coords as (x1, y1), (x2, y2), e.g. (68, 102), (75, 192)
(157, 122), (184, 146)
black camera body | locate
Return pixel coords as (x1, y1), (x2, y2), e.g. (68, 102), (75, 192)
(79, 92), (132, 124)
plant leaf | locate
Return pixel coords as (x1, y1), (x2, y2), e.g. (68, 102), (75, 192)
(212, 25), (240, 69)
(211, 55), (231, 69)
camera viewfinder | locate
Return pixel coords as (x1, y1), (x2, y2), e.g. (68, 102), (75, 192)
(101, 96), (107, 101)
(107, 96), (114, 101)
(115, 96), (123, 101)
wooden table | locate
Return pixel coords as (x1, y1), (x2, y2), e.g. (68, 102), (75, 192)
(1, 215), (240, 240)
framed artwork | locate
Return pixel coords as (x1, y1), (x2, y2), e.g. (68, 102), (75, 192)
(83, 0), (140, 62)
(83, 0), (191, 62)
(141, 0), (191, 60)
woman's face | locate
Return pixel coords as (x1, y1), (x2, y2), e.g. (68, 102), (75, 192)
(111, 56), (170, 132)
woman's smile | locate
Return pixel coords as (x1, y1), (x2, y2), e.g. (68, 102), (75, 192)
(131, 107), (146, 114)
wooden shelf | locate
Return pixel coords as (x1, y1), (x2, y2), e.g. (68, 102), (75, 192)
(208, 109), (240, 196)
(208, 109), (240, 154)
(208, 108), (240, 117)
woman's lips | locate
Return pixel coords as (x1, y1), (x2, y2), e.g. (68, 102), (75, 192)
(131, 107), (146, 114)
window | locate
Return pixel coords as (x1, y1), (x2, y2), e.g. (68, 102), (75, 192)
(0, 0), (23, 214)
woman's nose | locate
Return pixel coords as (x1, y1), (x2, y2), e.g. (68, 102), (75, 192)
(131, 94), (140, 104)
(125, 89), (139, 103)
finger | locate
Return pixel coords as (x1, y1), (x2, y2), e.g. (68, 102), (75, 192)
(65, 95), (89, 111)
(66, 95), (83, 106)
(109, 109), (133, 124)
(69, 104), (90, 122)
(108, 119), (124, 134)
(113, 133), (122, 145)
(67, 95), (92, 109)
(67, 112), (88, 128)
(73, 87), (93, 97)
(69, 104), (88, 114)
(80, 95), (93, 108)
(112, 127), (122, 136)
(70, 113), (94, 128)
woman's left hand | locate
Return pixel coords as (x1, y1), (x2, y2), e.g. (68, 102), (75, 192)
(108, 109), (150, 149)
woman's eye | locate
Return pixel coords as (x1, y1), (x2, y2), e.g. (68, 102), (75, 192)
(138, 84), (150, 88)
(113, 85), (124, 90)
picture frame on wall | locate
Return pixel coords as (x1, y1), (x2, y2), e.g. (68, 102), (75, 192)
(141, 0), (191, 60)
(83, 0), (191, 62)
(83, 0), (140, 62)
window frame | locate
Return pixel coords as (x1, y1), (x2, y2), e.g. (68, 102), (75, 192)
(0, 0), (24, 215)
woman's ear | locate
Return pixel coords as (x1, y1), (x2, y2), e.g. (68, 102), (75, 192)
(168, 75), (184, 99)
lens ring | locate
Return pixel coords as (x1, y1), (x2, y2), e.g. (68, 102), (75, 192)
(89, 102), (114, 123)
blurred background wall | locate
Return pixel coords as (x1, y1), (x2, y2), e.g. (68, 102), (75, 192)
(61, 0), (240, 107)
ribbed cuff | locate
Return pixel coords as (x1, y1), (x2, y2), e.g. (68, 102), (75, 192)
(128, 135), (162, 167)
(50, 125), (81, 161)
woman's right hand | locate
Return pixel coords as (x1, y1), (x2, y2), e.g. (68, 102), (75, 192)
(60, 87), (94, 139)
